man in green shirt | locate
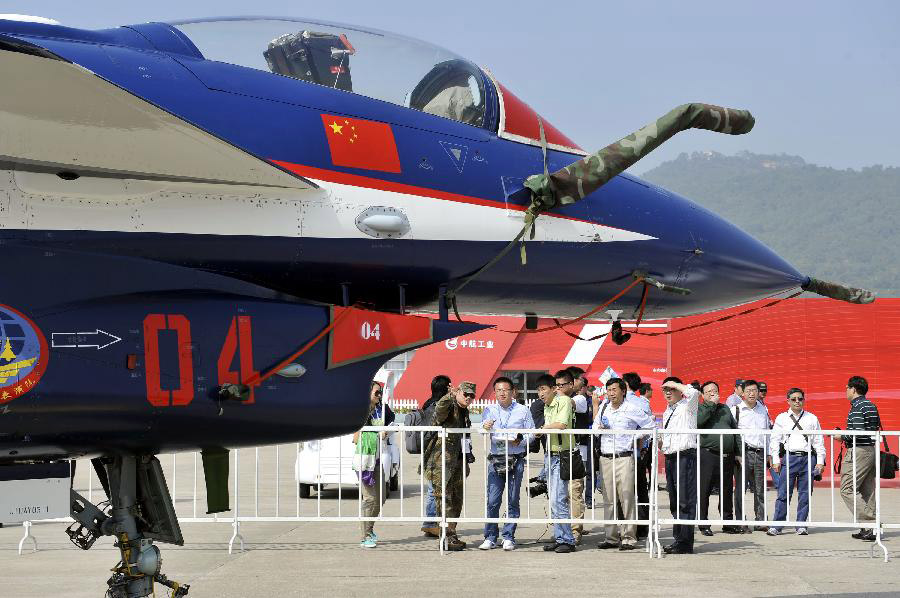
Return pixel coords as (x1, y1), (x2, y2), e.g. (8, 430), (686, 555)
(697, 381), (740, 535)
(540, 371), (577, 552)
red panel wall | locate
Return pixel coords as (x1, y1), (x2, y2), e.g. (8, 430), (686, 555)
(670, 298), (900, 430)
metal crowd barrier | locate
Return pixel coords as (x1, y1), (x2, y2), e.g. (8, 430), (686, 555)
(654, 428), (888, 561)
(10, 426), (895, 562)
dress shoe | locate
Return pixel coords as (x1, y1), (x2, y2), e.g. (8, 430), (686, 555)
(851, 528), (876, 540)
(754, 526), (768, 532)
(700, 528), (714, 537)
(663, 543), (680, 554)
(722, 526), (742, 534)
(597, 541), (619, 549)
(421, 526), (441, 538)
(741, 526), (752, 534)
(544, 542), (563, 551)
(667, 545), (694, 554)
(619, 543), (636, 551)
(554, 543), (576, 553)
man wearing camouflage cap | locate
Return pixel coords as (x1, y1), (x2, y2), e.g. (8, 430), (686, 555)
(422, 381), (475, 550)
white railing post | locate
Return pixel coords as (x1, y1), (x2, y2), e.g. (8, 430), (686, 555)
(17, 520), (36, 555)
(228, 449), (244, 554)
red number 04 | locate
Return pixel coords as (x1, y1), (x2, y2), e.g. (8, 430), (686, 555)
(143, 314), (259, 407)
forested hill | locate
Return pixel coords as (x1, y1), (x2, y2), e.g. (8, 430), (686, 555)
(641, 151), (900, 297)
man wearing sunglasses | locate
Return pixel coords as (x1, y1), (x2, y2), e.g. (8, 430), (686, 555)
(422, 381), (475, 550)
(768, 388), (825, 536)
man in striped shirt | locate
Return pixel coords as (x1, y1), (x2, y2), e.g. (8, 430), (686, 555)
(841, 375), (881, 541)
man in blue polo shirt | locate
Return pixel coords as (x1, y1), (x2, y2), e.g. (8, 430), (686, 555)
(479, 376), (534, 551)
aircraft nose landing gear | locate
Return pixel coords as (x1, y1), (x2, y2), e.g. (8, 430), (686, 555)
(68, 454), (190, 597)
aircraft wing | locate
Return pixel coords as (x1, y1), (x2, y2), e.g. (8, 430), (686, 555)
(0, 34), (313, 190)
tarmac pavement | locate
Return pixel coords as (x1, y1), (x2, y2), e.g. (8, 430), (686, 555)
(2, 444), (898, 597)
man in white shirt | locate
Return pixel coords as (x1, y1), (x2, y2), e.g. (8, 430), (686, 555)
(594, 377), (656, 551)
(480, 376), (535, 550)
(731, 380), (771, 532)
(724, 379), (744, 408)
(767, 388), (826, 536)
(660, 377), (701, 554)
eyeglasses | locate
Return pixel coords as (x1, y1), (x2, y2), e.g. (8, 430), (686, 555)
(463, 392), (476, 399)
(554, 382), (572, 387)
(789, 397), (805, 402)
(373, 391), (382, 397)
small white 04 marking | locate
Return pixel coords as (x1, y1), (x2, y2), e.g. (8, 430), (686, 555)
(360, 322), (381, 341)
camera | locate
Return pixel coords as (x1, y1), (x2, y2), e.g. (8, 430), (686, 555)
(528, 476), (548, 498)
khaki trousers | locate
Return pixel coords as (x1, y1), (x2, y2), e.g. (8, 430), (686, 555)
(360, 467), (385, 540)
(600, 454), (636, 545)
(569, 477), (585, 533)
(840, 445), (877, 522)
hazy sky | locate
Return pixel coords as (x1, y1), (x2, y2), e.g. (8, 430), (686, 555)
(4, 1), (898, 173)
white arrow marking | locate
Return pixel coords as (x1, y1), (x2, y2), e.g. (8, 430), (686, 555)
(51, 329), (122, 350)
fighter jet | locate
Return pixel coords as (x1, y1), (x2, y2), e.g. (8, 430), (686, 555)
(0, 14), (872, 597)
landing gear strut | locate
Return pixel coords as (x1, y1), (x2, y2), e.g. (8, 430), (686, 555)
(66, 454), (190, 597)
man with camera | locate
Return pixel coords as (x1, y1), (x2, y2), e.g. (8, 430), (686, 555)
(540, 370), (579, 553)
(767, 387), (825, 536)
(553, 369), (588, 544)
(594, 378), (656, 551)
(479, 376), (534, 551)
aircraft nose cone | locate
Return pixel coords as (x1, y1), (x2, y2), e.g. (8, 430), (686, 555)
(680, 202), (806, 312)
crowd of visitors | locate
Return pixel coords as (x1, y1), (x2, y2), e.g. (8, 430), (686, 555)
(353, 370), (885, 552)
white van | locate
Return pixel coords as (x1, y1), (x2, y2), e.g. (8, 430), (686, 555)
(294, 427), (401, 498)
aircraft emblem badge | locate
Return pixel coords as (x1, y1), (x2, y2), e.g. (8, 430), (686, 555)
(0, 304), (49, 403)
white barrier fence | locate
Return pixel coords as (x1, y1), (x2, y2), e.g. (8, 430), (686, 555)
(12, 427), (897, 561)
(388, 398), (501, 412)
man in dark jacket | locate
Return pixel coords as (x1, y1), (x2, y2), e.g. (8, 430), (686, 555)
(697, 381), (740, 535)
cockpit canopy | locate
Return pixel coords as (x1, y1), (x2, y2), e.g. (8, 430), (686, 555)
(171, 17), (489, 128)
(171, 17), (582, 153)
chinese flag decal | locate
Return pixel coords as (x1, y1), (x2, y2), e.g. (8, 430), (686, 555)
(321, 114), (402, 173)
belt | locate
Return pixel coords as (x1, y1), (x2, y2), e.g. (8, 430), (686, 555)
(788, 451), (812, 457)
(664, 448), (696, 456)
(744, 446), (764, 453)
(600, 451), (633, 459)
